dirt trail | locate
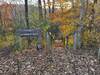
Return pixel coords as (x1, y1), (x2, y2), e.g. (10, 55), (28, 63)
(0, 48), (100, 75)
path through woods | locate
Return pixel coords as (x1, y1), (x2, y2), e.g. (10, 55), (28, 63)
(0, 48), (100, 75)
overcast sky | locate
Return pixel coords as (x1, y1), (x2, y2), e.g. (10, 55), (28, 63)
(0, 0), (37, 5)
(0, 0), (72, 9)
(0, 0), (54, 5)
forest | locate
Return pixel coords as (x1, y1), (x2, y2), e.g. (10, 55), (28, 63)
(0, 0), (100, 75)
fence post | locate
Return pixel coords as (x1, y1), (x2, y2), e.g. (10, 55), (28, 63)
(73, 32), (77, 50)
(98, 45), (100, 61)
(46, 32), (51, 50)
(77, 31), (81, 48)
(17, 58), (21, 75)
(66, 34), (69, 49)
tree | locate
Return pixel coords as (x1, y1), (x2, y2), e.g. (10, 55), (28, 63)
(0, 3), (14, 32)
(71, 0), (74, 8)
(52, 0), (55, 13)
(38, 0), (43, 20)
(48, 0), (51, 13)
(25, 0), (29, 28)
(43, 0), (47, 19)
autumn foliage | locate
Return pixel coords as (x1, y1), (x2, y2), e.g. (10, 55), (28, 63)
(0, 3), (14, 31)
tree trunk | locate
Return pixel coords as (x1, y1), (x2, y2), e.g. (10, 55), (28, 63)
(43, 0), (47, 19)
(25, 0), (31, 47)
(71, 0), (74, 8)
(80, 0), (85, 21)
(48, 0), (51, 13)
(89, 0), (96, 32)
(52, 0), (55, 13)
(38, 0), (43, 20)
(25, 0), (29, 28)
(78, 0), (85, 48)
(94, 0), (97, 4)
(86, 0), (88, 14)
(0, 11), (2, 25)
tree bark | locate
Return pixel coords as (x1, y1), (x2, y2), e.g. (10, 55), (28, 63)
(78, 0), (85, 48)
(38, 0), (43, 20)
(25, 0), (29, 28)
(71, 0), (74, 8)
(52, 0), (55, 13)
(48, 0), (51, 13)
(43, 0), (47, 19)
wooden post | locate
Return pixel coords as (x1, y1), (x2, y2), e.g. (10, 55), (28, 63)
(98, 44), (100, 60)
(14, 36), (22, 51)
(25, 0), (31, 48)
(25, 0), (29, 28)
(17, 58), (21, 75)
(77, 30), (81, 49)
(79, 0), (85, 48)
(66, 34), (69, 49)
(37, 32), (42, 55)
(38, 33), (42, 44)
(46, 32), (51, 50)
(73, 32), (77, 50)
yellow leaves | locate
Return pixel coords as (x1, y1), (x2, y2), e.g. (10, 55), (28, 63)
(6, 34), (15, 45)
(95, 16), (100, 21)
(68, 35), (74, 47)
(83, 31), (90, 40)
(49, 1), (80, 47)
(96, 33), (100, 43)
(60, 25), (75, 36)
(0, 34), (15, 48)
(49, 7), (80, 26)
(83, 30), (100, 45)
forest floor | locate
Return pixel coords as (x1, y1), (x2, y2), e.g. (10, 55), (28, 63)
(0, 47), (100, 75)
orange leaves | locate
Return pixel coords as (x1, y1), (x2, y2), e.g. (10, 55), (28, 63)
(48, 1), (80, 41)
(0, 3), (14, 31)
(47, 2), (52, 7)
(49, 8), (79, 26)
(57, 0), (65, 3)
(49, 7), (79, 43)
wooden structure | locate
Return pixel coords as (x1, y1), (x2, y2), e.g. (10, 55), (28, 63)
(15, 29), (42, 49)
(65, 27), (82, 50)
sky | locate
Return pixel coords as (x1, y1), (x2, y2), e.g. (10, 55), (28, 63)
(0, 0), (37, 5)
(0, 0), (72, 9)
(0, 0), (54, 5)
